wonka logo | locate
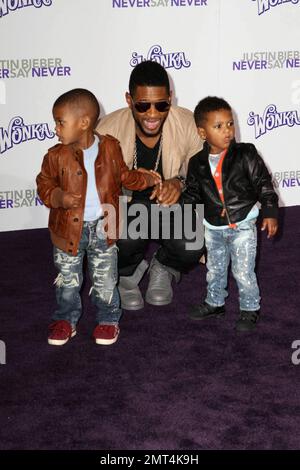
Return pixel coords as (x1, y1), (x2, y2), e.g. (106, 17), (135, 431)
(253, 0), (300, 16)
(0, 0), (52, 18)
(0, 116), (55, 154)
(247, 104), (300, 138)
(130, 45), (191, 70)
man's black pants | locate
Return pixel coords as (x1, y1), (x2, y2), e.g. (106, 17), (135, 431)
(117, 199), (204, 277)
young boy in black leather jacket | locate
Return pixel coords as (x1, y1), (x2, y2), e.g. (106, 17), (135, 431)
(184, 96), (278, 331)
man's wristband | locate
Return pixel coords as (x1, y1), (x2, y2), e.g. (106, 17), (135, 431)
(174, 175), (186, 192)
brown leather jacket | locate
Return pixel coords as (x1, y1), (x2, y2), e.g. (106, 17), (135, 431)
(36, 134), (152, 255)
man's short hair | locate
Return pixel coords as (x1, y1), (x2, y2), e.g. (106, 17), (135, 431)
(129, 60), (170, 96)
(194, 96), (232, 127)
(53, 88), (100, 127)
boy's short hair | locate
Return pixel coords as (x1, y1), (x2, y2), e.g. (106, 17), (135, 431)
(129, 60), (170, 96)
(194, 96), (232, 127)
(53, 88), (100, 127)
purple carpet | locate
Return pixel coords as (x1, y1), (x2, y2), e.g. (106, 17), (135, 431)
(1, 206), (300, 450)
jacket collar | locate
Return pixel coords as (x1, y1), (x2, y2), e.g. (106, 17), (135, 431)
(69, 131), (101, 158)
(203, 138), (236, 156)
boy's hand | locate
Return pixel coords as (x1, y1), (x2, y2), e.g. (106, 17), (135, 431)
(61, 192), (82, 209)
(150, 177), (182, 206)
(261, 217), (278, 238)
(137, 167), (162, 186)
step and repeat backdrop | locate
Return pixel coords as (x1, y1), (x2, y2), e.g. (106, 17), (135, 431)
(0, 0), (299, 231)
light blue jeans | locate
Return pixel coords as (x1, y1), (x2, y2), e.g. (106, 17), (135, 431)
(204, 219), (260, 311)
(52, 219), (121, 327)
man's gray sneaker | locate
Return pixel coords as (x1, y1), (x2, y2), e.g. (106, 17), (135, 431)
(118, 260), (148, 310)
(145, 256), (180, 306)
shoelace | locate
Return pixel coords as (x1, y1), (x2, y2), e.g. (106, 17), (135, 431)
(149, 263), (172, 289)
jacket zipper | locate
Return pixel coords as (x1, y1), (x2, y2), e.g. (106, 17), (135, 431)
(210, 158), (232, 225)
(220, 172), (236, 228)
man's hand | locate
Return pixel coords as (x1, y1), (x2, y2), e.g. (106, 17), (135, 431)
(137, 167), (162, 187)
(61, 192), (82, 209)
(261, 217), (278, 238)
(150, 177), (182, 206)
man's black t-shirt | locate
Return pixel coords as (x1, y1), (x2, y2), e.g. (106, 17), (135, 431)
(132, 135), (163, 201)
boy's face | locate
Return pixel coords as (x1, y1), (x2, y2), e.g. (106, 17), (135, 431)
(53, 103), (88, 147)
(198, 108), (235, 154)
(125, 85), (171, 139)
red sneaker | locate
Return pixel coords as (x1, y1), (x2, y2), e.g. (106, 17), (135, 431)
(93, 324), (120, 345)
(48, 320), (76, 346)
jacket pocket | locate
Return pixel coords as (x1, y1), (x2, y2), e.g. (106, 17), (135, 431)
(49, 207), (69, 238)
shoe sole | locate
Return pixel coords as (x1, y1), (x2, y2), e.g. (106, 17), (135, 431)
(48, 329), (76, 346)
(121, 301), (144, 310)
(236, 324), (258, 332)
(95, 332), (119, 345)
(189, 311), (225, 321)
(145, 294), (172, 306)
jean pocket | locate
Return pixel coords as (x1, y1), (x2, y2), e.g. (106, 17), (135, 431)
(238, 218), (257, 231)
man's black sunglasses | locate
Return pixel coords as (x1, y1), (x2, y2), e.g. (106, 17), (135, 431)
(132, 100), (170, 113)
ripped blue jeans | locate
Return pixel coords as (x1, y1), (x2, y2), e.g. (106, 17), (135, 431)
(52, 219), (121, 327)
(204, 219), (260, 311)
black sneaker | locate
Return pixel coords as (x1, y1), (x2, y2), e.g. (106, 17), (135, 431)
(236, 310), (259, 332)
(189, 302), (225, 321)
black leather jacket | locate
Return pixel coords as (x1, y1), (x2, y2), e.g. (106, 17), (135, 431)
(183, 140), (278, 226)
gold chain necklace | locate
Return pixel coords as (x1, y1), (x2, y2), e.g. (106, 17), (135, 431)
(133, 134), (163, 171)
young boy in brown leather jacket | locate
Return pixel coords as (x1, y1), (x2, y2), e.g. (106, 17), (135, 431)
(37, 88), (160, 346)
